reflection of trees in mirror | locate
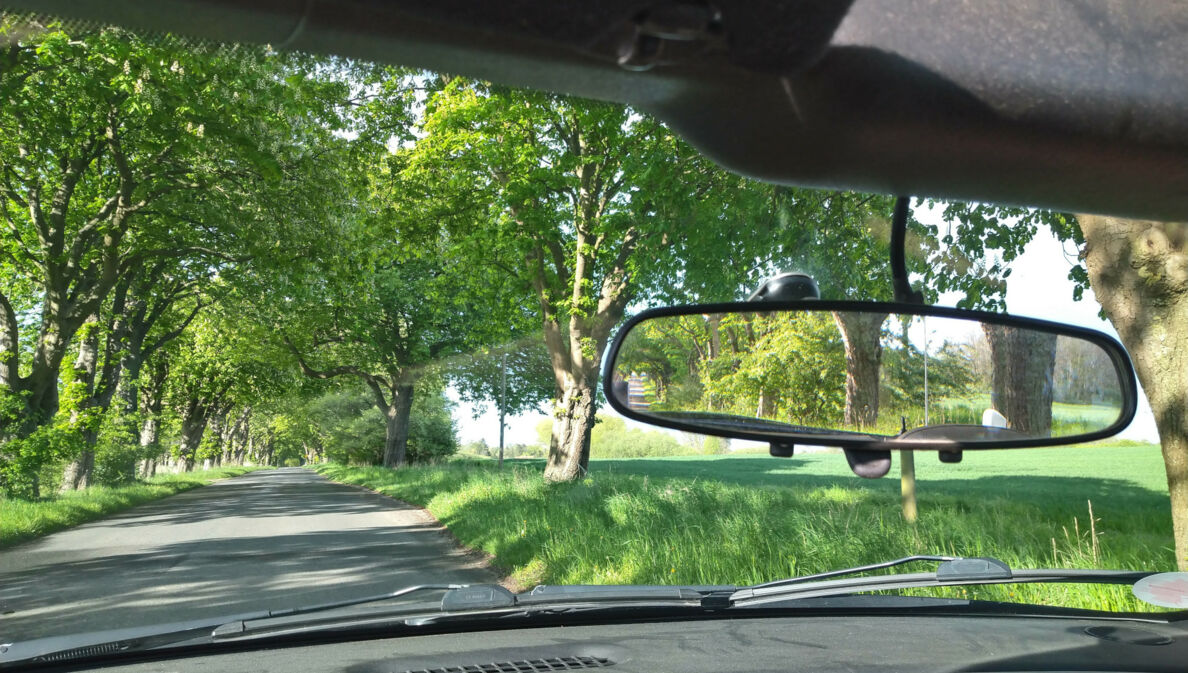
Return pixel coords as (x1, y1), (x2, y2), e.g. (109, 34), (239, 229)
(616, 310), (1122, 442)
(983, 325), (1058, 437)
(616, 312), (848, 427)
(1054, 337), (1123, 407)
(703, 312), (846, 426)
(614, 314), (711, 412)
(879, 331), (978, 435)
(833, 312), (886, 430)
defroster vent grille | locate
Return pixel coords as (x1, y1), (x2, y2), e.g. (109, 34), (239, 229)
(404, 656), (615, 673)
(35, 641), (133, 663)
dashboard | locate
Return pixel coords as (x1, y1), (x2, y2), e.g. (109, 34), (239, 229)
(67, 612), (1188, 673)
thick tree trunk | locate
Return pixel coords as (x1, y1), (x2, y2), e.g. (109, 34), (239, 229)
(60, 317), (102, 492)
(60, 450), (96, 492)
(545, 373), (597, 482)
(1080, 214), (1188, 570)
(382, 384), (415, 468)
(981, 325), (1058, 436)
(833, 312), (886, 429)
(19, 334), (69, 435)
(178, 404), (209, 471)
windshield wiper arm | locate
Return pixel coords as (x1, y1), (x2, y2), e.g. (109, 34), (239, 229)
(728, 556), (1153, 607)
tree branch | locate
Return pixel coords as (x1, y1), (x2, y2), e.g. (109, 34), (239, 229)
(544, 238), (571, 290)
(364, 378), (390, 411)
(142, 300), (205, 360)
(283, 336), (383, 402)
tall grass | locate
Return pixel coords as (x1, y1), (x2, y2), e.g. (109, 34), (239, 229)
(317, 446), (1174, 612)
(0, 466), (265, 549)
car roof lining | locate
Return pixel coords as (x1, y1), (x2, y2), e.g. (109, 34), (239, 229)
(4, 0), (1186, 221)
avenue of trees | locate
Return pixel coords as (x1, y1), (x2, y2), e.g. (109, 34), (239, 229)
(0, 17), (1185, 568)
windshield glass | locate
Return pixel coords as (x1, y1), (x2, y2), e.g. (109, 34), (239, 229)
(0, 11), (1181, 648)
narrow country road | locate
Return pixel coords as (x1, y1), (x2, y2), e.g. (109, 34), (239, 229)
(0, 468), (497, 643)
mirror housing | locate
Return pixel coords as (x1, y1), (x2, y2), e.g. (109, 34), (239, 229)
(603, 301), (1138, 456)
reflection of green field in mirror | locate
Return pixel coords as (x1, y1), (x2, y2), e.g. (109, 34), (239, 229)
(936, 396), (1121, 438)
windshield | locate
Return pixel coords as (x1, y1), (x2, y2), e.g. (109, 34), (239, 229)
(0, 11), (1182, 650)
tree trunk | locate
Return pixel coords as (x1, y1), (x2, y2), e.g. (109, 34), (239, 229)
(60, 317), (102, 492)
(1080, 214), (1188, 570)
(545, 372), (597, 482)
(382, 384), (415, 468)
(756, 389), (780, 418)
(60, 450), (96, 492)
(833, 312), (886, 429)
(981, 324), (1058, 436)
(114, 348), (144, 480)
(178, 403), (209, 471)
(137, 403), (161, 479)
(17, 333), (69, 437)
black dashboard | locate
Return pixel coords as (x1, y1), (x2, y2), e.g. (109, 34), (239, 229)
(70, 612), (1188, 673)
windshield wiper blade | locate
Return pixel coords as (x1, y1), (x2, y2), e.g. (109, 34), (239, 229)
(247, 583), (465, 620)
(0, 585), (465, 668)
(748, 554), (961, 590)
(728, 556), (1153, 607)
(206, 583), (758, 644)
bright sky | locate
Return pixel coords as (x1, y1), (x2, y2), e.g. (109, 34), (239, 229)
(451, 203), (1160, 446)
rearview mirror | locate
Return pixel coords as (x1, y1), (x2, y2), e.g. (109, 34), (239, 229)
(603, 301), (1138, 452)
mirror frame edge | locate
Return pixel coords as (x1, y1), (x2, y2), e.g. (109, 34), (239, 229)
(601, 299), (1140, 452)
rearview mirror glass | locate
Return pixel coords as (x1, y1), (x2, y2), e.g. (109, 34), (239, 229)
(604, 302), (1138, 450)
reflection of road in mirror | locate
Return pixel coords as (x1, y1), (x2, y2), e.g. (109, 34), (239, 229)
(611, 307), (1127, 446)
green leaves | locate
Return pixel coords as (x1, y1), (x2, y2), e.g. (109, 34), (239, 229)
(922, 200), (1081, 311)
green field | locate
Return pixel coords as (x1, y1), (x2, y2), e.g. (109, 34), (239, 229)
(0, 466), (266, 549)
(318, 443), (1175, 612)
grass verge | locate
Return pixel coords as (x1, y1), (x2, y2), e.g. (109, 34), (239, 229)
(317, 445), (1174, 611)
(0, 466), (266, 549)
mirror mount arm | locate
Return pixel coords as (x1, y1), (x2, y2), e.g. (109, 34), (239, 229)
(890, 195), (963, 465)
(890, 195), (924, 306)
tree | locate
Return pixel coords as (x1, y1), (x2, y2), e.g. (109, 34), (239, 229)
(921, 204), (1188, 564)
(405, 80), (779, 481)
(924, 203), (1071, 438)
(981, 324), (1057, 436)
(56, 267), (205, 489)
(833, 312), (886, 429)
(447, 337), (555, 422)
(1078, 214), (1188, 570)
(278, 235), (518, 468)
(701, 312), (847, 425)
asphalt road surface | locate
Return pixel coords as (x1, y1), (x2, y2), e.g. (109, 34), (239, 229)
(0, 468), (497, 643)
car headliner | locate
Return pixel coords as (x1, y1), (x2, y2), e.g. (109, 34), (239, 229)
(6, 0), (1187, 220)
